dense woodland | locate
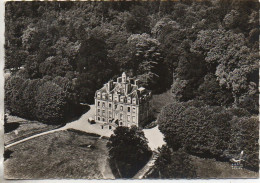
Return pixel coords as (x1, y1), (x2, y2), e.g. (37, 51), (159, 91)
(5, 0), (259, 177)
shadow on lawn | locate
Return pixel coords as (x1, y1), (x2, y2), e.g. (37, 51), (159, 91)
(65, 104), (90, 123)
(5, 123), (20, 133)
(40, 104), (91, 126)
(4, 149), (13, 161)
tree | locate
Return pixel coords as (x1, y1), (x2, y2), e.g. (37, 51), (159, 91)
(197, 73), (234, 106)
(77, 35), (109, 73)
(107, 126), (152, 178)
(111, 33), (167, 92)
(39, 56), (72, 77)
(125, 5), (150, 34)
(158, 101), (232, 158)
(35, 81), (69, 124)
(148, 145), (197, 178)
(5, 75), (26, 117)
(191, 29), (259, 113)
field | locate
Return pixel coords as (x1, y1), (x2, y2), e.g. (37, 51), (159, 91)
(4, 115), (62, 145)
(4, 129), (114, 179)
(191, 155), (258, 178)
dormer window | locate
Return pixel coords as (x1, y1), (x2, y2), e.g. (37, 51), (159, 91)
(132, 98), (136, 104)
(102, 93), (106, 99)
(114, 95), (118, 102)
(97, 92), (101, 99)
(109, 94), (113, 101)
(120, 96), (125, 102)
(127, 97), (131, 104)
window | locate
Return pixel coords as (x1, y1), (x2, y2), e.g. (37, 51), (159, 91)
(98, 117), (100, 121)
(120, 106), (123, 111)
(102, 102), (105, 107)
(127, 97), (131, 103)
(102, 118), (105, 122)
(132, 116), (136, 123)
(109, 103), (112, 108)
(132, 107), (136, 113)
(132, 98), (136, 104)
(127, 115), (130, 122)
(128, 107), (130, 112)
(98, 101), (100, 106)
(120, 122), (123, 126)
(120, 114), (123, 120)
(101, 125), (103, 129)
(109, 111), (112, 118)
(109, 126), (112, 130)
(102, 110), (105, 116)
(115, 104), (117, 109)
(98, 109), (100, 115)
(102, 94), (106, 99)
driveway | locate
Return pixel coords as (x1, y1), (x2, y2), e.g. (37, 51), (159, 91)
(6, 104), (165, 152)
(63, 105), (113, 137)
(5, 105), (112, 149)
(143, 126), (165, 151)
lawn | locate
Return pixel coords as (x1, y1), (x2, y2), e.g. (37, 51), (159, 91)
(4, 115), (62, 145)
(190, 155), (258, 178)
(4, 129), (114, 179)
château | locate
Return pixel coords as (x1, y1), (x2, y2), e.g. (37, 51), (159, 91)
(94, 72), (152, 130)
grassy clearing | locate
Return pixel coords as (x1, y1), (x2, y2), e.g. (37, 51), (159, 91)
(4, 129), (114, 179)
(4, 115), (61, 145)
(190, 155), (258, 178)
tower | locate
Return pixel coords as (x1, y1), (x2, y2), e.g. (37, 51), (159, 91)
(122, 72), (126, 83)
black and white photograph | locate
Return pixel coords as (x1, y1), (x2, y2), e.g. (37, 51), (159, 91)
(2, 0), (259, 181)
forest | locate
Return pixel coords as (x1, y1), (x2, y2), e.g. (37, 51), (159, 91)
(5, 0), (259, 176)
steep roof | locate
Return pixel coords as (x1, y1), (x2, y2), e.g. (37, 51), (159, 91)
(95, 73), (151, 103)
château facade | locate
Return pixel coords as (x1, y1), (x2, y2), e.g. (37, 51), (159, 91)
(94, 72), (152, 130)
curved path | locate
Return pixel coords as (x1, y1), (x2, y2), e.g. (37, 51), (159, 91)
(5, 127), (65, 149)
(133, 151), (159, 179)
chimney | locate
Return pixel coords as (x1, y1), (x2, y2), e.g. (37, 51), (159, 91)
(125, 83), (131, 95)
(117, 77), (122, 83)
(135, 79), (140, 87)
(122, 72), (126, 83)
(107, 80), (113, 92)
